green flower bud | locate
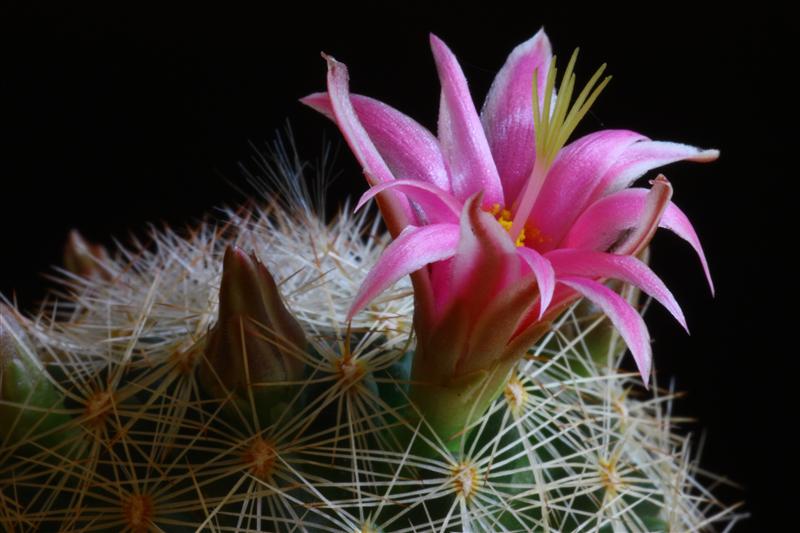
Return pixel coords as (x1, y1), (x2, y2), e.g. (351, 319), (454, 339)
(199, 247), (307, 426)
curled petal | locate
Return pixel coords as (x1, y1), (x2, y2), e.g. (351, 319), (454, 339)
(528, 130), (647, 250)
(348, 223), (460, 320)
(323, 55), (412, 235)
(613, 174), (673, 256)
(480, 28), (552, 204)
(547, 248), (687, 331)
(516, 246), (555, 318)
(599, 140), (720, 194)
(430, 34), (504, 206)
(450, 193), (518, 304)
(564, 188), (713, 294)
(301, 92), (450, 191)
(559, 276), (652, 387)
(355, 180), (461, 224)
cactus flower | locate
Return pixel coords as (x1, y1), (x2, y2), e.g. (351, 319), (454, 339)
(199, 246), (307, 425)
(303, 30), (716, 441)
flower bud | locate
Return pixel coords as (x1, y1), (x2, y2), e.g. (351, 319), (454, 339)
(199, 247), (306, 425)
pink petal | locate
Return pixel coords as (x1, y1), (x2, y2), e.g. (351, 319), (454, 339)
(451, 193), (517, 292)
(322, 55), (412, 235)
(430, 34), (504, 206)
(516, 246), (555, 318)
(612, 174), (672, 256)
(355, 179), (461, 225)
(348, 223), (460, 320)
(444, 193), (518, 318)
(563, 188), (713, 294)
(527, 130), (647, 251)
(299, 91), (336, 120)
(559, 276), (652, 387)
(598, 140), (720, 195)
(547, 249), (687, 331)
(480, 29), (552, 204)
(458, 274), (540, 376)
(301, 92), (450, 192)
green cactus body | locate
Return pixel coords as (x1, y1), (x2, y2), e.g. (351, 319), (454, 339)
(0, 160), (741, 531)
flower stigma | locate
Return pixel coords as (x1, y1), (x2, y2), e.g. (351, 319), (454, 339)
(510, 49), (612, 240)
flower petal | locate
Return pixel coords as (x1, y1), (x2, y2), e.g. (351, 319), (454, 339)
(612, 174), (672, 256)
(450, 193), (518, 300)
(559, 276), (652, 387)
(547, 249), (687, 331)
(355, 179), (461, 225)
(322, 55), (412, 235)
(480, 29), (552, 204)
(430, 34), (503, 206)
(347, 223), (460, 320)
(458, 274), (540, 376)
(563, 188), (713, 294)
(598, 140), (719, 194)
(527, 130), (647, 250)
(516, 246), (555, 318)
(301, 92), (450, 191)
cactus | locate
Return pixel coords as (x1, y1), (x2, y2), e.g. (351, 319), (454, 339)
(1, 32), (744, 532)
(1, 155), (741, 531)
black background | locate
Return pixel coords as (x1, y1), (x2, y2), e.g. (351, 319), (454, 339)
(1, 4), (790, 531)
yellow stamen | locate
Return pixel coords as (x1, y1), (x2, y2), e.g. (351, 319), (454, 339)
(487, 203), (550, 248)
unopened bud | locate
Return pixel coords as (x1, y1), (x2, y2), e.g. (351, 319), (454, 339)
(63, 229), (111, 280)
(199, 247), (306, 424)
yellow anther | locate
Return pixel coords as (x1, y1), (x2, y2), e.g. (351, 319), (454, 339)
(486, 204), (530, 247)
(525, 225), (547, 246)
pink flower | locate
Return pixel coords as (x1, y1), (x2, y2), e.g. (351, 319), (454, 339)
(302, 30), (716, 391)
